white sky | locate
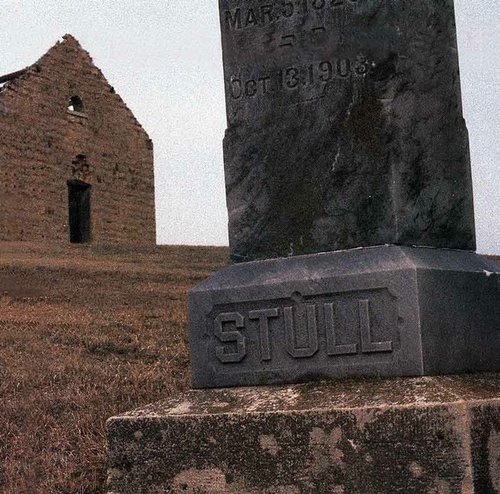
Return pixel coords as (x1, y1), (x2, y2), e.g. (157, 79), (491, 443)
(1, 1), (498, 254)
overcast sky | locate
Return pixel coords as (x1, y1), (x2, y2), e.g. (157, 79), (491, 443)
(1, 1), (498, 254)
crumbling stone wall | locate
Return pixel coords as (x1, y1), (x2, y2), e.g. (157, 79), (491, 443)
(0, 34), (156, 245)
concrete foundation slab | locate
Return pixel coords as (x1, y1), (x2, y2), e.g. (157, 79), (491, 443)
(188, 246), (500, 388)
(106, 374), (500, 494)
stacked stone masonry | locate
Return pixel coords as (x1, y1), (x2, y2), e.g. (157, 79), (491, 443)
(0, 34), (155, 245)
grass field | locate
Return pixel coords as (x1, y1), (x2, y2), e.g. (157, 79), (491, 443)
(0, 242), (497, 493)
(0, 242), (228, 493)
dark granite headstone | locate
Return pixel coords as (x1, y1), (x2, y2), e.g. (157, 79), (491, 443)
(220, 0), (475, 262)
(185, 0), (499, 389)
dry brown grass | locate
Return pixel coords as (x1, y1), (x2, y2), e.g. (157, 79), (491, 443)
(0, 241), (228, 493)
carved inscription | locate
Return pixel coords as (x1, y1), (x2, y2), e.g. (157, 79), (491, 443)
(285, 304), (319, 358)
(273, 25), (336, 50)
(213, 292), (394, 364)
(248, 308), (279, 361)
(359, 299), (392, 353)
(324, 302), (357, 355)
(223, 0), (359, 32)
(229, 56), (369, 101)
(222, 0), (371, 108)
(214, 312), (246, 363)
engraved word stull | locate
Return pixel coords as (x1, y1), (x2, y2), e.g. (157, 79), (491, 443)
(213, 296), (393, 364)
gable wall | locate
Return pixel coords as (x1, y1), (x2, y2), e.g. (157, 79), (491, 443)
(0, 36), (156, 245)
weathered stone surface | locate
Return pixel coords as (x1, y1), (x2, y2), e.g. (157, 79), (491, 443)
(188, 246), (500, 388)
(106, 374), (500, 493)
(219, 0), (475, 261)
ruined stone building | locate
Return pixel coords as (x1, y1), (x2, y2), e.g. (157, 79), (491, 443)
(0, 34), (156, 245)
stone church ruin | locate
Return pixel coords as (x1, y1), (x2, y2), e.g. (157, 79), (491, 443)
(0, 34), (156, 245)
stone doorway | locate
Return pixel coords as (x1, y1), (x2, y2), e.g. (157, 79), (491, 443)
(67, 180), (91, 243)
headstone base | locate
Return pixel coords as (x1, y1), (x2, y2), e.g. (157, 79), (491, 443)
(189, 246), (500, 388)
(106, 374), (500, 494)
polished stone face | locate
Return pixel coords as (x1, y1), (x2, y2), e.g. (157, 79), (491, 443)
(219, 0), (476, 262)
(188, 247), (500, 388)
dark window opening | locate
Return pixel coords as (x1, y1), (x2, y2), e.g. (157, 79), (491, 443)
(67, 180), (91, 243)
(68, 96), (85, 113)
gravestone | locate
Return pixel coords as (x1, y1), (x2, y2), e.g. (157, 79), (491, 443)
(220, 0), (476, 262)
(187, 0), (499, 388)
(107, 2), (500, 492)
(189, 247), (499, 388)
